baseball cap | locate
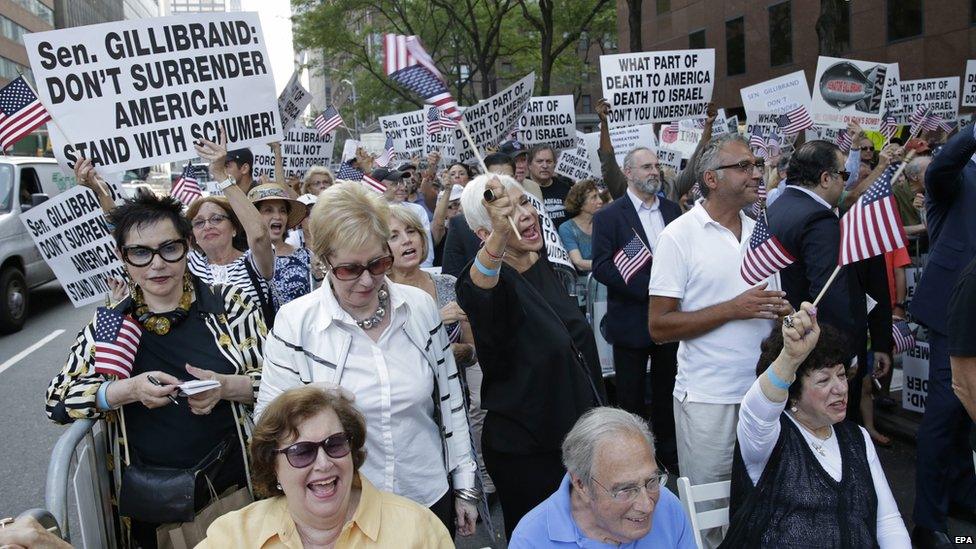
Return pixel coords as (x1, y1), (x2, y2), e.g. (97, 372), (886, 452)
(225, 148), (254, 167)
(499, 140), (527, 158)
(371, 168), (405, 182)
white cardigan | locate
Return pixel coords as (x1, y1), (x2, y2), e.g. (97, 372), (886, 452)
(255, 278), (477, 491)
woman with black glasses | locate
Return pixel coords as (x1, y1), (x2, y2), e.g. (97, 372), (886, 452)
(256, 182), (480, 538)
(45, 193), (266, 548)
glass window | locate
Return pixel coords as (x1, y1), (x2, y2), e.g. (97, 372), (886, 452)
(10, 0), (53, 26)
(0, 164), (13, 214)
(887, 0), (923, 42)
(769, 2), (792, 66)
(689, 29), (705, 49)
(1, 16), (29, 45)
(726, 17), (745, 76)
(581, 95), (592, 113)
(657, 0), (670, 14)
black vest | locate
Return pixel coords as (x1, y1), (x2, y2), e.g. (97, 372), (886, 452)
(720, 415), (878, 549)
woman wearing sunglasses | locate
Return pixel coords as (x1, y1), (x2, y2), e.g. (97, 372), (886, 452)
(200, 386), (452, 547)
(257, 182), (480, 538)
(45, 193), (266, 548)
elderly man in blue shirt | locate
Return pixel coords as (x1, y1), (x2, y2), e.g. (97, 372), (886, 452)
(509, 407), (695, 548)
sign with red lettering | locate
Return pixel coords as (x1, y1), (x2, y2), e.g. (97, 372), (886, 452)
(810, 56), (894, 130)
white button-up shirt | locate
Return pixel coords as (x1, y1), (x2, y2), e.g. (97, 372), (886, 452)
(627, 188), (666, 253)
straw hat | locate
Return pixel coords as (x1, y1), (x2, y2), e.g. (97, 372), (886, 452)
(247, 183), (307, 229)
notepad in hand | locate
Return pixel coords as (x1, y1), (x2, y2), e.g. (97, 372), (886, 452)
(178, 379), (221, 396)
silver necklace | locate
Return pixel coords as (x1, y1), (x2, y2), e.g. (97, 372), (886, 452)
(356, 286), (389, 330)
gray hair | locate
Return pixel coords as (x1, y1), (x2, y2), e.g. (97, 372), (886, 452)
(561, 407), (656, 484)
(460, 173), (526, 233)
(622, 147), (655, 171)
(904, 156), (928, 181)
(696, 134), (750, 197)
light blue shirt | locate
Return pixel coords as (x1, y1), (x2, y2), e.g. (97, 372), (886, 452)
(509, 474), (697, 549)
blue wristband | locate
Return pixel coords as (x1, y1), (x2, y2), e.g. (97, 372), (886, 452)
(473, 256), (500, 277)
(765, 368), (792, 390)
(96, 380), (114, 410)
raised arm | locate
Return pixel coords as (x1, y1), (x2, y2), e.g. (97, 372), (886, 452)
(926, 122), (976, 203)
(596, 98), (628, 199)
(74, 158), (117, 214)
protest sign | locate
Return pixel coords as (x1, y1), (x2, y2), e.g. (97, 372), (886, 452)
(341, 139), (360, 163)
(883, 63), (902, 111)
(277, 71), (312, 132)
(679, 108), (729, 135)
(656, 147), (682, 172)
(359, 133), (387, 157)
(555, 132), (597, 181)
(902, 340), (929, 413)
(810, 56), (891, 130)
(25, 12), (283, 173)
(600, 49), (715, 127)
(516, 95), (576, 151)
(446, 73), (535, 164)
(965, 60), (976, 107)
(895, 77), (961, 125)
(20, 186), (126, 307)
(379, 108), (426, 159)
(657, 125), (702, 159)
(525, 193), (572, 269)
(252, 127), (335, 179)
(740, 71), (812, 120)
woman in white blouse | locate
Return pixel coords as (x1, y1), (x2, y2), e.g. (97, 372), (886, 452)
(720, 302), (910, 548)
(255, 182), (479, 538)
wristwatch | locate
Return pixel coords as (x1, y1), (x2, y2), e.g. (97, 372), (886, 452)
(217, 177), (236, 191)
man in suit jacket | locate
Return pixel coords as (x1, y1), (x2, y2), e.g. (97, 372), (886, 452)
(910, 125), (976, 549)
(592, 147), (682, 466)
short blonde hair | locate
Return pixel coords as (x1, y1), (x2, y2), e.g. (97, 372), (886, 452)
(309, 181), (390, 260)
(301, 166), (335, 195)
(388, 204), (429, 263)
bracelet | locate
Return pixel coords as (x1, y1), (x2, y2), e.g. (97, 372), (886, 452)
(97, 380), (114, 411)
(481, 246), (506, 262)
(765, 368), (793, 391)
(217, 177), (236, 191)
(473, 256), (500, 277)
(454, 488), (482, 503)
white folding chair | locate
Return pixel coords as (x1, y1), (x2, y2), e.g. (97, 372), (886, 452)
(676, 477), (731, 549)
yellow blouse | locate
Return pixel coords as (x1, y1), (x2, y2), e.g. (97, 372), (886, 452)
(196, 473), (453, 548)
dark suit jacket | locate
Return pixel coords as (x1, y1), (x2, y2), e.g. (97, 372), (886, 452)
(591, 192), (682, 349)
(441, 214), (482, 279)
(912, 124), (976, 336)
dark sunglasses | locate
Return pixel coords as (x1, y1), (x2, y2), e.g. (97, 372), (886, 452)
(715, 158), (765, 172)
(121, 239), (188, 267)
(275, 432), (351, 468)
(326, 255), (394, 281)
(859, 146), (875, 152)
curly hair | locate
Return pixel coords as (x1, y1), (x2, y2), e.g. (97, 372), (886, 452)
(563, 179), (601, 217)
(249, 386), (368, 498)
(755, 322), (851, 407)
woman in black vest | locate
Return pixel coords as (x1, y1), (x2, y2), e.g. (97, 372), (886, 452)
(721, 302), (910, 548)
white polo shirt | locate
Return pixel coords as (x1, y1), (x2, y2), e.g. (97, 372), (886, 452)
(648, 200), (777, 404)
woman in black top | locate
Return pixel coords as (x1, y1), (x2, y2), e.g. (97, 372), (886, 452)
(456, 174), (606, 538)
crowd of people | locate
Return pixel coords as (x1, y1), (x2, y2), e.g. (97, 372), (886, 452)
(1, 96), (973, 549)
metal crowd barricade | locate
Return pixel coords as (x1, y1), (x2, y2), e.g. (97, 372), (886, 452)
(44, 418), (118, 548)
(584, 273), (615, 378)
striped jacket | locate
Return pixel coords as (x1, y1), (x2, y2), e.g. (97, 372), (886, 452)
(45, 277), (267, 494)
(256, 279), (478, 492)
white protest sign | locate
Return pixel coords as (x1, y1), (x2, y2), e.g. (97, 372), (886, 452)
(656, 147), (682, 172)
(277, 71), (312, 132)
(525, 193), (572, 268)
(20, 187), (127, 307)
(600, 49), (714, 127)
(964, 60), (976, 107)
(883, 64), (902, 111)
(895, 77), (961, 125)
(810, 56), (891, 130)
(446, 73), (535, 164)
(516, 95), (576, 151)
(657, 125), (702, 159)
(341, 139), (360, 162)
(25, 12), (282, 173)
(740, 70), (812, 120)
(379, 108), (426, 159)
(679, 109), (729, 135)
(555, 132), (597, 181)
(902, 340), (929, 413)
(581, 124), (658, 173)
(252, 127), (335, 179)
(359, 133), (387, 156)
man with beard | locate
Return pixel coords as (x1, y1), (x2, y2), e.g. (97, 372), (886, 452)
(527, 145), (574, 228)
(592, 147), (683, 470)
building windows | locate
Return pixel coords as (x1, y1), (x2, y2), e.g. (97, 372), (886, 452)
(725, 17), (745, 76)
(768, 1), (792, 66)
(581, 95), (592, 114)
(657, 0), (670, 14)
(887, 0), (923, 42)
(10, 0), (54, 25)
(0, 57), (31, 82)
(689, 29), (705, 49)
(1, 16), (29, 45)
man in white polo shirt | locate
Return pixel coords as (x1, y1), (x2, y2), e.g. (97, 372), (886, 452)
(648, 133), (790, 548)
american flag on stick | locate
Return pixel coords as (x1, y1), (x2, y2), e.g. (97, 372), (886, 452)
(384, 34), (461, 122)
(0, 76), (51, 151)
(879, 111), (898, 141)
(362, 174), (387, 194)
(336, 161), (364, 181)
(775, 106), (813, 136)
(892, 319), (917, 355)
(314, 105), (344, 137)
(838, 163), (908, 265)
(741, 211), (795, 285)
(426, 106), (456, 135)
(749, 132), (768, 159)
(171, 163), (203, 206)
(614, 231), (651, 284)
(93, 307), (142, 379)
(374, 135), (395, 168)
(835, 129), (853, 154)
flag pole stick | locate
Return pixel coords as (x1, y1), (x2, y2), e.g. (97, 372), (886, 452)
(458, 119), (521, 240)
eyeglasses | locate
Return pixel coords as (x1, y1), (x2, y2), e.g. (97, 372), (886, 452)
(832, 170), (852, 180)
(121, 239), (188, 267)
(590, 471), (669, 503)
(191, 214), (229, 230)
(714, 159), (765, 172)
(326, 255), (394, 281)
(859, 146), (875, 152)
(275, 432), (351, 468)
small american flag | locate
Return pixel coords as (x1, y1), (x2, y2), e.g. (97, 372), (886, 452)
(426, 106), (456, 135)
(775, 106), (813, 136)
(767, 131), (781, 157)
(362, 174), (387, 194)
(314, 105), (344, 137)
(374, 135), (395, 168)
(171, 164), (202, 206)
(892, 319), (916, 355)
(835, 129), (852, 154)
(741, 211), (794, 285)
(613, 232), (651, 284)
(0, 76), (51, 151)
(879, 111), (898, 141)
(751, 179), (767, 217)
(93, 307), (142, 379)
(750, 132), (768, 159)
(336, 161), (364, 181)
(384, 34), (461, 121)
(838, 163), (907, 265)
